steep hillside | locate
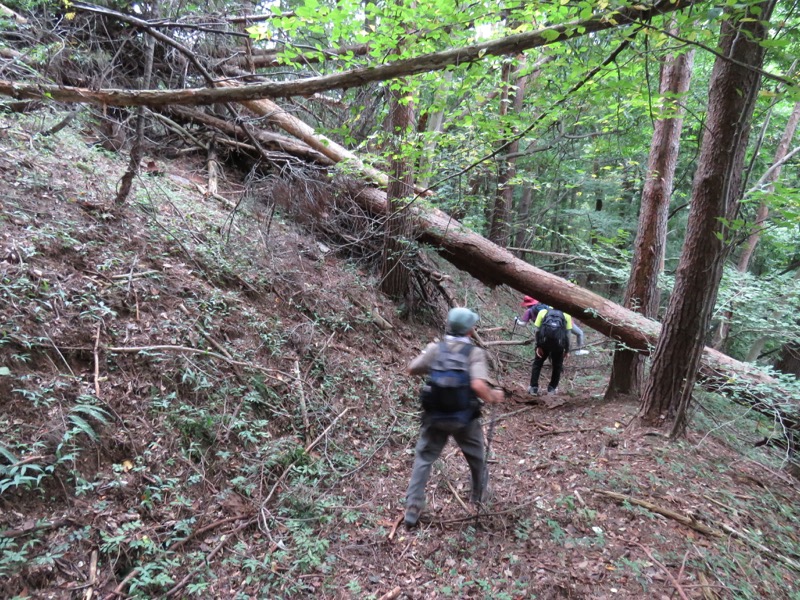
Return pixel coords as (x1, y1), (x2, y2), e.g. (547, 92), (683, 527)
(1, 111), (799, 599)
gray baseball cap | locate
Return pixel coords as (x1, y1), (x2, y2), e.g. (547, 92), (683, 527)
(447, 307), (479, 335)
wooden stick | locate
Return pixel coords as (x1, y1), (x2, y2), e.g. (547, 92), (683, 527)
(170, 514), (253, 550)
(84, 549), (98, 600)
(110, 270), (160, 280)
(294, 360), (310, 443)
(165, 519), (254, 598)
(1, 517), (70, 539)
(635, 543), (690, 600)
(93, 323), (102, 397)
(718, 522), (800, 572)
(493, 405), (536, 422)
(593, 490), (722, 538)
(105, 344), (292, 381)
(304, 407), (349, 454)
(104, 567), (139, 600)
(445, 478), (470, 512)
(697, 572), (720, 600)
(387, 513), (404, 541)
(0, 2), (27, 23)
(263, 408), (352, 507)
(537, 428), (597, 437)
(207, 135), (218, 196)
(377, 587), (402, 600)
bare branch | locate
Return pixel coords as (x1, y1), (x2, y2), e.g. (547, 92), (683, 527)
(0, 0), (696, 107)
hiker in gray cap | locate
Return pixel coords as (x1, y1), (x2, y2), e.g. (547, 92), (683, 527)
(403, 307), (504, 528)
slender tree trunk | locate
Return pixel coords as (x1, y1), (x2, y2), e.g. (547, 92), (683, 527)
(605, 40), (694, 399)
(380, 81), (415, 299)
(712, 101), (800, 349)
(638, 1), (776, 434)
(115, 35), (155, 205)
(488, 60), (513, 245)
(513, 185), (534, 254)
(417, 71), (452, 188)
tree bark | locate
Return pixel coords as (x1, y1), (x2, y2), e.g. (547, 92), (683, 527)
(638, 1), (776, 433)
(0, 0), (696, 107)
(114, 34), (155, 205)
(380, 80), (415, 300)
(605, 39), (694, 399)
(489, 57), (529, 248)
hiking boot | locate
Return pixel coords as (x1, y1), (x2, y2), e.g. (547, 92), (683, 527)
(404, 504), (422, 528)
(547, 386), (558, 395)
(528, 386), (539, 396)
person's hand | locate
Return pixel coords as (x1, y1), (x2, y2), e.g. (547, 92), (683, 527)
(536, 347), (544, 359)
(513, 317), (521, 326)
(491, 388), (504, 404)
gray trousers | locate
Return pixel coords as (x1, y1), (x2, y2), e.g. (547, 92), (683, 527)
(405, 416), (485, 509)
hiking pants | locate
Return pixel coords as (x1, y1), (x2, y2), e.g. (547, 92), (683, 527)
(530, 342), (565, 391)
(405, 417), (485, 510)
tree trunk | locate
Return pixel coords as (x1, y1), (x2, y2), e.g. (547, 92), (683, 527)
(605, 39), (694, 399)
(513, 184), (534, 253)
(380, 81), (415, 300)
(638, 1), (776, 433)
(416, 70), (452, 188)
(776, 342), (800, 377)
(488, 60), (513, 245)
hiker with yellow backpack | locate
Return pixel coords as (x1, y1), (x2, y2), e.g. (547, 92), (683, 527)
(514, 296), (586, 396)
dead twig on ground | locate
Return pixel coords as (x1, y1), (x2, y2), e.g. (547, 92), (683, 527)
(165, 518), (255, 598)
(93, 322), (102, 397)
(387, 514), (404, 541)
(106, 344), (292, 381)
(377, 587), (402, 600)
(83, 549), (98, 600)
(594, 490), (722, 537)
(103, 567), (139, 600)
(444, 478), (470, 512)
(537, 427), (597, 437)
(717, 522), (800, 572)
(170, 513), (254, 550)
(634, 542), (690, 600)
(1, 517), (72, 539)
(436, 498), (542, 524)
(483, 338), (534, 347)
(294, 359), (310, 443)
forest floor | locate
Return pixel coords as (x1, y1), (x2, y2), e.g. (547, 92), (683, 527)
(1, 110), (799, 600)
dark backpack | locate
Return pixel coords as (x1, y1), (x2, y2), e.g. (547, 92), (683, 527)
(419, 341), (478, 428)
(536, 310), (570, 351)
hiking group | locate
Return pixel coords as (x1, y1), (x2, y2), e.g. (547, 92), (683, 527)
(402, 300), (586, 528)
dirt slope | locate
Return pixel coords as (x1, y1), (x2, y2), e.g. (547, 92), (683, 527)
(1, 111), (798, 599)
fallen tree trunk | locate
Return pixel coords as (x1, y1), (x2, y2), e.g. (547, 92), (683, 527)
(348, 185), (797, 423)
